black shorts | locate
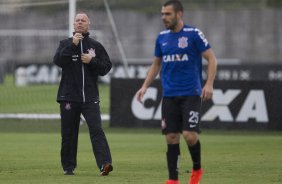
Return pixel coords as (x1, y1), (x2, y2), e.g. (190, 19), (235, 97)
(161, 96), (202, 134)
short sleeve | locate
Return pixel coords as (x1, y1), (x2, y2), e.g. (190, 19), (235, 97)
(154, 35), (162, 58)
(194, 29), (211, 53)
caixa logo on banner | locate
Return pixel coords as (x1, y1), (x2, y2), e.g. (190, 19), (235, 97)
(15, 64), (61, 86)
(131, 88), (162, 120)
(131, 87), (269, 123)
(201, 89), (268, 123)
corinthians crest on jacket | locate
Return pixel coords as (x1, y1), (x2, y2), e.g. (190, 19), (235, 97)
(88, 48), (96, 58)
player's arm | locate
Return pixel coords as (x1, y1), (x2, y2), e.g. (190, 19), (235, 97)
(202, 48), (217, 101)
(136, 57), (162, 103)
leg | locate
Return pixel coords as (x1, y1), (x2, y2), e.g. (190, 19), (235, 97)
(60, 102), (81, 173)
(181, 96), (203, 184)
(82, 102), (112, 173)
(183, 131), (201, 170)
(166, 133), (181, 181)
(162, 97), (182, 183)
(183, 132), (203, 184)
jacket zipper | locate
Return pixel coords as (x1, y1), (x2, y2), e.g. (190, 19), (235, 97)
(80, 40), (86, 103)
(82, 64), (85, 102)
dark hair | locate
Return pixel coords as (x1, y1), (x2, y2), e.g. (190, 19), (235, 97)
(163, 0), (183, 12)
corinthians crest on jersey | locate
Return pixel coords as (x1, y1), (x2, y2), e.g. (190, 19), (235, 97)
(178, 36), (188, 49)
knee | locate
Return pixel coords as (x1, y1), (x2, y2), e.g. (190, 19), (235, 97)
(183, 131), (198, 146)
(166, 133), (180, 144)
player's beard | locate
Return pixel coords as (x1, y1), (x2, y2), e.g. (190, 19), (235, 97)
(164, 17), (178, 31)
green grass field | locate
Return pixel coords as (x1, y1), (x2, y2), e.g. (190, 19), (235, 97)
(0, 126), (282, 184)
(1, 75), (282, 183)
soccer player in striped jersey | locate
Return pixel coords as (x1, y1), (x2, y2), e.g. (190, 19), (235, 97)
(136, 1), (217, 184)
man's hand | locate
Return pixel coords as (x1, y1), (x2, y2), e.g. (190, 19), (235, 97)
(81, 53), (92, 64)
(73, 33), (83, 46)
(135, 87), (147, 104)
(201, 83), (213, 101)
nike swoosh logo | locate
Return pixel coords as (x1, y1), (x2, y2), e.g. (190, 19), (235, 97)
(189, 124), (196, 128)
(162, 42), (168, 46)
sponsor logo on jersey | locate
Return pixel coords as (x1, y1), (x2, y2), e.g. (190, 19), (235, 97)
(163, 54), (189, 62)
(183, 28), (209, 47)
(178, 36), (188, 49)
(195, 29), (209, 47)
